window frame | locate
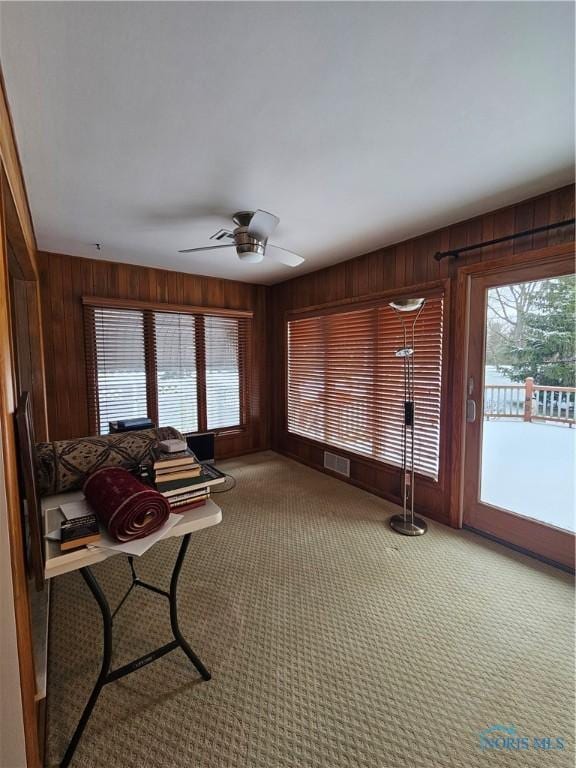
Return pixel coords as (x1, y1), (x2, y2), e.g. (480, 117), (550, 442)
(284, 281), (450, 487)
(83, 296), (253, 437)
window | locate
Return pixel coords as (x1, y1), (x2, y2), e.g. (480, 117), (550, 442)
(90, 308), (148, 433)
(205, 315), (244, 430)
(155, 312), (198, 434)
(84, 302), (251, 435)
(287, 295), (444, 480)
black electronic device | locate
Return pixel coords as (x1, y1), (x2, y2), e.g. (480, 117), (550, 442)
(186, 432), (215, 464)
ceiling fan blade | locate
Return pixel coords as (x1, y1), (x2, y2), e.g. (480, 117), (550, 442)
(247, 209), (279, 241)
(264, 244), (305, 267)
(178, 244), (236, 253)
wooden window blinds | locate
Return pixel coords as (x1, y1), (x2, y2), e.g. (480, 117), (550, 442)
(84, 303), (251, 436)
(287, 295), (444, 480)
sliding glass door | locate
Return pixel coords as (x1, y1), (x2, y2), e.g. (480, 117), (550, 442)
(463, 255), (575, 569)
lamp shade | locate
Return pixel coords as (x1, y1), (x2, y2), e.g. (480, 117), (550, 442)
(389, 297), (425, 312)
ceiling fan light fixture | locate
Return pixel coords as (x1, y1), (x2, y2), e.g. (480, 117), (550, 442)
(237, 250), (264, 263)
(178, 208), (304, 268)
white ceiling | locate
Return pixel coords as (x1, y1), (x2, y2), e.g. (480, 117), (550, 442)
(0, 2), (573, 285)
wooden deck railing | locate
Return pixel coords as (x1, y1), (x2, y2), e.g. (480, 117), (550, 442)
(484, 377), (576, 426)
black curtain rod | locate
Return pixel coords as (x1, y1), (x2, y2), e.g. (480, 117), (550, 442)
(433, 218), (575, 262)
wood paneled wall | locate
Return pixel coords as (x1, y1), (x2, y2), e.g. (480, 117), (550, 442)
(37, 251), (270, 458)
(269, 185), (575, 525)
(9, 269), (48, 442)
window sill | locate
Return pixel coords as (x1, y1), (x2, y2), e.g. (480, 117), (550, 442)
(183, 426), (248, 439)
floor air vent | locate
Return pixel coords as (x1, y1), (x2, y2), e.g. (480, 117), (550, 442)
(324, 451), (350, 477)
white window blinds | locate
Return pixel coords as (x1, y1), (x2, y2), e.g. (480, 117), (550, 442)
(205, 315), (244, 430)
(287, 296), (444, 480)
(85, 303), (251, 436)
(88, 307), (148, 435)
(154, 312), (198, 434)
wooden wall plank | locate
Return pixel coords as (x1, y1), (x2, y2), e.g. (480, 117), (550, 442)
(9, 277), (48, 443)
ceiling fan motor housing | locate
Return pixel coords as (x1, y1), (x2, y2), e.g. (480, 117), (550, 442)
(232, 212), (266, 261)
(233, 227), (265, 256)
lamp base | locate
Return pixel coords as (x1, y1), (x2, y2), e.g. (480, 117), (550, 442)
(389, 514), (428, 536)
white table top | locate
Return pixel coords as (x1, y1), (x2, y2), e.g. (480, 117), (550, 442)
(41, 491), (222, 579)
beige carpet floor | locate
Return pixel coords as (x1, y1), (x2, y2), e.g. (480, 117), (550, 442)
(46, 452), (574, 768)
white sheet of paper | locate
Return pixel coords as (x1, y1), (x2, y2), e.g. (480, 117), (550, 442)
(86, 513), (183, 557)
(59, 499), (92, 521)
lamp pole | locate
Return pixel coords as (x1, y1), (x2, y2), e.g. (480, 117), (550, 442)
(388, 298), (428, 536)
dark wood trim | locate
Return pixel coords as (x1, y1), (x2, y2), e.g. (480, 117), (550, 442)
(36, 697), (47, 767)
(194, 315), (207, 433)
(465, 510), (575, 572)
(143, 312), (159, 426)
(456, 241), (575, 278)
(238, 317), (250, 430)
(83, 305), (99, 435)
(82, 295), (254, 318)
(0, 168), (41, 768)
(0, 68), (37, 263)
(285, 279), (446, 320)
(447, 267), (471, 526)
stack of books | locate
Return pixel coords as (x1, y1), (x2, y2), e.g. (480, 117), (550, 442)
(153, 448), (210, 512)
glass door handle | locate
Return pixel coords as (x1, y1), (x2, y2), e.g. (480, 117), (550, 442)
(466, 399), (477, 423)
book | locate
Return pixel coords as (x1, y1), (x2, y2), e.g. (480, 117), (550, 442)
(160, 483), (209, 498)
(154, 462), (199, 476)
(159, 438), (188, 453)
(167, 488), (211, 504)
(154, 467), (202, 483)
(152, 448), (198, 470)
(60, 514), (101, 551)
(158, 471), (225, 495)
(168, 493), (209, 510)
(168, 499), (207, 513)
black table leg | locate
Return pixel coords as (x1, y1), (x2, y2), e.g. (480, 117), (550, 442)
(170, 534), (211, 680)
(60, 534), (210, 767)
(60, 568), (112, 768)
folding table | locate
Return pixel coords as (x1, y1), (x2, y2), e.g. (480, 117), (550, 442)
(42, 491), (222, 768)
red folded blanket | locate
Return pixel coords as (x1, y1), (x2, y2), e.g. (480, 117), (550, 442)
(83, 467), (170, 542)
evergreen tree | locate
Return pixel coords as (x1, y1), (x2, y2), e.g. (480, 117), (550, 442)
(500, 275), (575, 387)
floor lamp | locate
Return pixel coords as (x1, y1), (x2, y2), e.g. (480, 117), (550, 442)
(388, 297), (428, 536)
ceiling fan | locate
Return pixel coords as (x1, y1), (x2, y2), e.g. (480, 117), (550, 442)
(178, 210), (305, 267)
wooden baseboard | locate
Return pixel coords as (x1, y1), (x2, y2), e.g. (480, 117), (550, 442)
(36, 697), (46, 767)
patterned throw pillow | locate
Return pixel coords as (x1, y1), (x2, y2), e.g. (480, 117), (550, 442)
(36, 427), (183, 497)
